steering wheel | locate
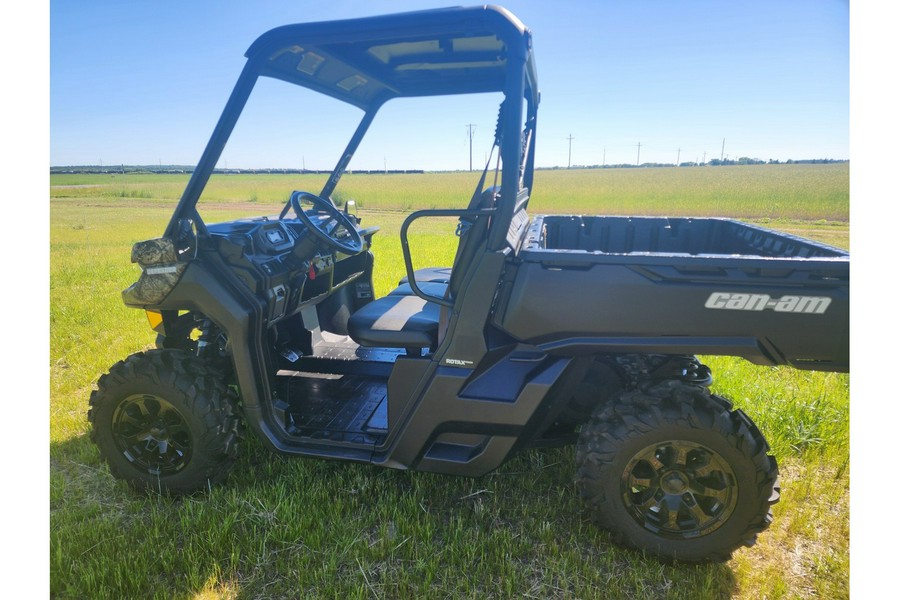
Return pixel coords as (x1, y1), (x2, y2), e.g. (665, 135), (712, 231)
(287, 191), (363, 255)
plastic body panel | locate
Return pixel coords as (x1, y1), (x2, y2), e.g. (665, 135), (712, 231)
(494, 215), (849, 370)
(375, 353), (571, 476)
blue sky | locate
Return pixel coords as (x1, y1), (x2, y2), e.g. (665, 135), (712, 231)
(50, 0), (850, 170)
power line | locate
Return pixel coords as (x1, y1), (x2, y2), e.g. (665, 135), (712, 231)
(545, 135), (752, 166)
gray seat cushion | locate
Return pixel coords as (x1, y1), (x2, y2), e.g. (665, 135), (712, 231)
(347, 293), (440, 349)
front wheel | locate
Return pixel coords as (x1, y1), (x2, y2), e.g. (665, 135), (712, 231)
(575, 380), (779, 563)
(88, 349), (242, 494)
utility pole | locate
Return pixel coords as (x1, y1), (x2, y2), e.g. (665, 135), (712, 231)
(720, 138), (725, 162)
(676, 148), (681, 167)
(602, 147), (606, 167)
(702, 151), (707, 165)
(466, 124), (476, 171)
(567, 134), (574, 168)
(636, 142), (642, 167)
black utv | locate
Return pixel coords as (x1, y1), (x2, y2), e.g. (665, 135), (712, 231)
(89, 5), (849, 563)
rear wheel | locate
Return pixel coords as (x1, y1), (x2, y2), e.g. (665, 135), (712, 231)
(575, 380), (779, 562)
(89, 349), (242, 494)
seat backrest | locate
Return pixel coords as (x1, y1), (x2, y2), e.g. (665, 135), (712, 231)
(447, 186), (499, 300)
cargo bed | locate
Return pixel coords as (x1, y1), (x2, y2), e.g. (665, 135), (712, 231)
(495, 215), (849, 370)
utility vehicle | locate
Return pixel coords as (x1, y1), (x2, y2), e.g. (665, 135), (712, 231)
(89, 5), (849, 562)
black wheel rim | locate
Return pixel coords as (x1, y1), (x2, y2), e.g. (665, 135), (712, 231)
(621, 440), (737, 539)
(112, 394), (193, 476)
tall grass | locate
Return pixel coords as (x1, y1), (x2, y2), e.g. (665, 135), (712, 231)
(50, 168), (849, 598)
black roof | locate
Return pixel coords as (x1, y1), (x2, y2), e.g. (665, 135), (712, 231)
(244, 5), (538, 110)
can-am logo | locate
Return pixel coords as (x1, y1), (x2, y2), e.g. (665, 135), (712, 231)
(705, 292), (831, 314)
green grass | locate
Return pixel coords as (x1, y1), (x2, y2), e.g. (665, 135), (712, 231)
(51, 162), (849, 220)
(50, 167), (849, 599)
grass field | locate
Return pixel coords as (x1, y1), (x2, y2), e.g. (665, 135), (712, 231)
(50, 165), (849, 598)
(51, 162), (849, 219)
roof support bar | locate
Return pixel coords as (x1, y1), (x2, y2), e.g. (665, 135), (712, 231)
(490, 51), (526, 251)
(320, 106), (381, 202)
(166, 63), (258, 237)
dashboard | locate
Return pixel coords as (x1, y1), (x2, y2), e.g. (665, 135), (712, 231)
(205, 216), (375, 325)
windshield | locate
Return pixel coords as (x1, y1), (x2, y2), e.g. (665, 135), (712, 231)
(194, 76), (505, 223)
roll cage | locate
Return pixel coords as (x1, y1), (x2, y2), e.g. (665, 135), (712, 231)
(165, 5), (540, 252)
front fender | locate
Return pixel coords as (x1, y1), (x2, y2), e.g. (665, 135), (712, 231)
(133, 255), (289, 453)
